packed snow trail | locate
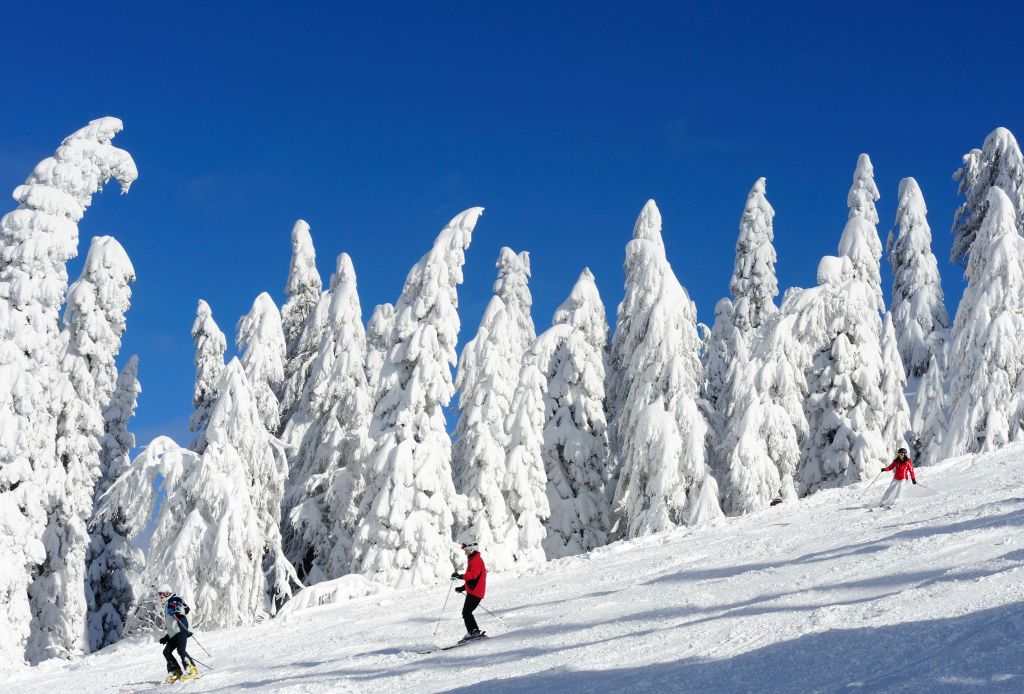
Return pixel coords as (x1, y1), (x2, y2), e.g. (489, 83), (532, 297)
(10, 446), (1024, 692)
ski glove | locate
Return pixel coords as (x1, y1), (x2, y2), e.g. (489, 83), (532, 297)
(880, 467), (886, 472)
(159, 635), (169, 644)
(455, 586), (466, 593)
(451, 572), (463, 580)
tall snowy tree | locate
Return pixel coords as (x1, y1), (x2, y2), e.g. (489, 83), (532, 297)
(541, 269), (613, 557)
(86, 356), (143, 651)
(793, 256), (888, 493)
(952, 126), (1024, 267)
(730, 177), (779, 334)
(188, 300), (226, 453)
(493, 247), (536, 358)
(609, 200), (722, 538)
(32, 235), (135, 660)
(879, 312), (912, 454)
(887, 177), (950, 377)
(350, 208), (482, 587)
(504, 343), (551, 566)
(279, 220), (323, 424)
(911, 355), (948, 467)
(453, 297), (520, 570)
(944, 188), (1024, 456)
(838, 154), (884, 313)
(364, 302), (395, 401)
(702, 298), (741, 471)
(0, 117), (136, 664)
(237, 293), (286, 433)
(282, 253), (371, 583)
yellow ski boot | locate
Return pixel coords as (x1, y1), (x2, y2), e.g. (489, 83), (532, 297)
(163, 669), (182, 684)
(181, 662), (201, 681)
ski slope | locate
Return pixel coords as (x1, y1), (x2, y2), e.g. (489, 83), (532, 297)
(11, 446), (1024, 693)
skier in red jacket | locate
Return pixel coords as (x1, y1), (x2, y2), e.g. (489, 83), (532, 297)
(879, 447), (917, 508)
(451, 541), (487, 642)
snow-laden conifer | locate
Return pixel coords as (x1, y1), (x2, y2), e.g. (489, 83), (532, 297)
(609, 201), (722, 538)
(452, 297), (519, 570)
(911, 355), (948, 467)
(540, 269), (612, 556)
(493, 247), (536, 358)
(838, 154), (884, 313)
(86, 356), (143, 651)
(31, 235), (135, 660)
(351, 208), (482, 587)
(703, 298), (740, 472)
(188, 300), (226, 452)
(279, 220), (323, 423)
(944, 188), (1024, 456)
(364, 303), (395, 401)
(730, 177), (779, 333)
(879, 312), (912, 454)
(793, 256), (888, 493)
(887, 178), (950, 377)
(504, 345), (551, 565)
(237, 293), (286, 433)
(0, 118), (136, 664)
(952, 127), (1024, 267)
(282, 253), (371, 583)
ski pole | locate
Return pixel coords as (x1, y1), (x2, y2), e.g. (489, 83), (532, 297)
(433, 581), (455, 637)
(177, 615), (212, 658)
(478, 603), (509, 630)
(189, 655), (214, 671)
(860, 471), (884, 499)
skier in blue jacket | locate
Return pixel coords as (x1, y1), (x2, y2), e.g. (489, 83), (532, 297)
(157, 584), (199, 683)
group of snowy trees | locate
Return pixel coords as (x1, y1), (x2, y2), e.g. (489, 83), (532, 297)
(2, 118), (1024, 667)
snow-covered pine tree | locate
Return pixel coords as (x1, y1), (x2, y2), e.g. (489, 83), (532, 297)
(911, 354), (948, 466)
(730, 177), (779, 334)
(494, 247), (537, 359)
(838, 154), (885, 314)
(279, 220), (323, 425)
(944, 188), (1024, 456)
(364, 302), (395, 401)
(237, 293), (286, 433)
(351, 208), (482, 587)
(702, 298), (740, 472)
(609, 200), (722, 538)
(33, 235), (135, 660)
(0, 117), (137, 665)
(541, 269), (613, 557)
(952, 127), (1024, 267)
(504, 342), (551, 566)
(100, 426), (267, 630)
(879, 312), (912, 455)
(281, 253), (371, 583)
(452, 297), (519, 570)
(86, 356), (143, 651)
(720, 379), (783, 515)
(887, 177), (950, 377)
(795, 256), (888, 493)
(188, 300), (226, 453)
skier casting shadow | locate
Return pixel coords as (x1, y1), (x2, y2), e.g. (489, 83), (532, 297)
(878, 447), (917, 508)
(451, 541), (488, 643)
(157, 584), (199, 683)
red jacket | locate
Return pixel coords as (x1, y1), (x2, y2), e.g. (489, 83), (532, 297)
(463, 552), (486, 599)
(884, 457), (916, 481)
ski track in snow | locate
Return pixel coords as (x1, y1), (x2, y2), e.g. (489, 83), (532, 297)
(9, 446), (1024, 693)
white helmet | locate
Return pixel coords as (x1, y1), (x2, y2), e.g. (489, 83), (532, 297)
(461, 541), (479, 552)
(157, 583), (172, 598)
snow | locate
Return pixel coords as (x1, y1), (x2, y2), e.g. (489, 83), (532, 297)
(11, 443), (1024, 692)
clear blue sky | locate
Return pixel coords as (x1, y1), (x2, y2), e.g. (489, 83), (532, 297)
(1, 2), (1021, 447)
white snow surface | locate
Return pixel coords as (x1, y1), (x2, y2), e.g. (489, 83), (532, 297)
(11, 444), (1024, 692)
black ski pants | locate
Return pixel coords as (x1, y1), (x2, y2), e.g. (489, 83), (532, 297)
(163, 631), (194, 672)
(462, 594), (482, 633)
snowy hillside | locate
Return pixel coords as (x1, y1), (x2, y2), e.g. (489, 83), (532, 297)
(11, 445), (1024, 693)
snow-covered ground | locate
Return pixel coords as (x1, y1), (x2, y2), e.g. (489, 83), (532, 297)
(12, 446), (1024, 693)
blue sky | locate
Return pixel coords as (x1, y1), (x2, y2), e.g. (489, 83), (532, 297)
(2, 2), (1022, 447)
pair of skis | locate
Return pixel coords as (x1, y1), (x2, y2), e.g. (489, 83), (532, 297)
(417, 631), (489, 654)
